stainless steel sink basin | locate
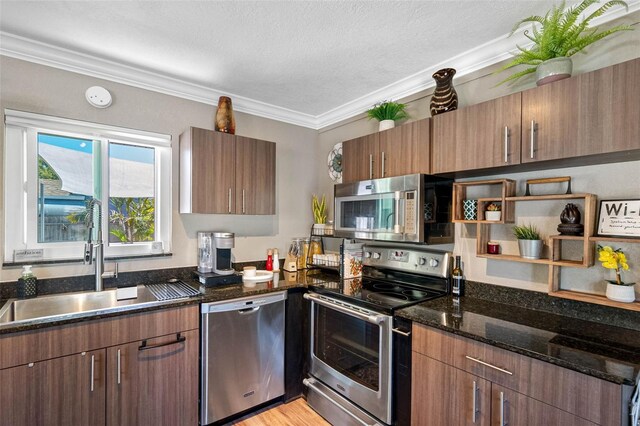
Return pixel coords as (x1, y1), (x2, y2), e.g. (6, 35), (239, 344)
(0, 285), (164, 326)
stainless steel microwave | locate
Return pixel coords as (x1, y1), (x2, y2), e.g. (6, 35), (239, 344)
(334, 174), (453, 244)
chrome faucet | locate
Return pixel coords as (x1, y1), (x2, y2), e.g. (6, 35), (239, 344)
(84, 199), (117, 291)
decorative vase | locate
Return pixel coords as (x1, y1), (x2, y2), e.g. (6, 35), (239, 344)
(215, 96), (236, 134)
(430, 68), (458, 116)
(378, 119), (395, 131)
(518, 239), (543, 259)
(485, 211), (502, 221)
(536, 57), (573, 86)
(463, 199), (477, 221)
(605, 282), (636, 303)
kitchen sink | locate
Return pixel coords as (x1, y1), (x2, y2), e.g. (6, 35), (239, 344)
(0, 285), (163, 326)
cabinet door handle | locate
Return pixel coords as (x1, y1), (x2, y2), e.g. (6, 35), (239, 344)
(117, 349), (121, 385)
(530, 120), (536, 159)
(500, 391), (507, 426)
(369, 154), (373, 179)
(242, 189), (246, 214)
(391, 327), (411, 337)
(381, 151), (386, 178)
(472, 380), (479, 423)
(503, 126), (509, 163)
(90, 354), (95, 392)
(228, 188), (232, 213)
(138, 333), (186, 351)
(465, 355), (513, 375)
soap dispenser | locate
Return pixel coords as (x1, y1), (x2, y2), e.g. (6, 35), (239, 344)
(18, 265), (37, 298)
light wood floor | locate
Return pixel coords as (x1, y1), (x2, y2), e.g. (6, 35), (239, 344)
(231, 398), (330, 426)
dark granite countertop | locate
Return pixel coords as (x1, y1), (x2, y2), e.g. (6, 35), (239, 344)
(397, 295), (640, 385)
(0, 269), (338, 336)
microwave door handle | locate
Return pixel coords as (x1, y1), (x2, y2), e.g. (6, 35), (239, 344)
(394, 191), (402, 233)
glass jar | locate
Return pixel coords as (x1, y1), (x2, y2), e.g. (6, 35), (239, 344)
(298, 238), (310, 270)
(309, 236), (323, 265)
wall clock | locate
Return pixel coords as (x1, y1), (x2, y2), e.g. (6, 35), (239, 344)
(327, 142), (342, 183)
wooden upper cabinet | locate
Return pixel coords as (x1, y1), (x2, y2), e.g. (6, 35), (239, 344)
(235, 136), (276, 215)
(342, 133), (379, 183)
(522, 58), (640, 163)
(107, 329), (199, 426)
(379, 118), (431, 177)
(180, 127), (276, 214)
(342, 118), (431, 183)
(432, 93), (522, 174)
(0, 349), (106, 426)
(180, 127), (236, 214)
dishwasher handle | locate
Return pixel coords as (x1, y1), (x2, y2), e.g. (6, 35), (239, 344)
(238, 306), (260, 315)
(201, 291), (287, 314)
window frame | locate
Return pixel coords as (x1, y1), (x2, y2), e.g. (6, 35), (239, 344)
(4, 109), (172, 263)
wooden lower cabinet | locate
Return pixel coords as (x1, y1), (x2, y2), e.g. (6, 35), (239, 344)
(0, 306), (199, 426)
(491, 385), (597, 426)
(0, 349), (106, 426)
(412, 325), (624, 426)
(412, 353), (490, 426)
(107, 329), (199, 426)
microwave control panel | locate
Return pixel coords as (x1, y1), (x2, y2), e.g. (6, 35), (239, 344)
(404, 191), (416, 235)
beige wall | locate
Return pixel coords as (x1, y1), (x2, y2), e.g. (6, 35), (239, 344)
(317, 12), (640, 293)
(0, 56), (319, 281)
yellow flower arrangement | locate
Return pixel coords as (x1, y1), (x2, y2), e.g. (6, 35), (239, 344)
(597, 245), (630, 285)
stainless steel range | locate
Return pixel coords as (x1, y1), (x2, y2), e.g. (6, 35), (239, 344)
(304, 245), (450, 426)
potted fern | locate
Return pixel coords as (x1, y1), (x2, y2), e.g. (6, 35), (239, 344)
(513, 224), (543, 259)
(499, 0), (633, 86)
(367, 100), (409, 131)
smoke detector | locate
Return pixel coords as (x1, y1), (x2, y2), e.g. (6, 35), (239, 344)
(85, 86), (112, 108)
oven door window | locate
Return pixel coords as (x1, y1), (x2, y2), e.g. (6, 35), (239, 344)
(313, 304), (380, 391)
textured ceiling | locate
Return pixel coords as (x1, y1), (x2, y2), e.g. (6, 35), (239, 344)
(1, 0), (626, 122)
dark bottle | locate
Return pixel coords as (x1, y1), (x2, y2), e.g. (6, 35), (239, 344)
(452, 256), (464, 296)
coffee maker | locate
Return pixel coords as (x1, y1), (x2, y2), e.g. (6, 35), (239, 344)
(198, 231), (235, 276)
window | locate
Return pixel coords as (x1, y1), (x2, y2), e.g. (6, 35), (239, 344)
(4, 110), (172, 262)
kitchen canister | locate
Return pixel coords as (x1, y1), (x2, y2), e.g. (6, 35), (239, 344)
(463, 200), (478, 221)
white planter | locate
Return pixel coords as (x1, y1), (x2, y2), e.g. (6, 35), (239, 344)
(536, 57), (573, 86)
(379, 119), (395, 131)
(518, 239), (543, 259)
(605, 282), (636, 303)
(312, 223), (326, 235)
(485, 211), (501, 221)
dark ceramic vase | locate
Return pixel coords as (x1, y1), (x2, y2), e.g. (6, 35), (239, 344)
(560, 203), (581, 224)
(215, 96), (236, 134)
(430, 68), (458, 116)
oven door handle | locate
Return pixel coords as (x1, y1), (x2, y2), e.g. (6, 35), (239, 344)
(303, 293), (386, 325)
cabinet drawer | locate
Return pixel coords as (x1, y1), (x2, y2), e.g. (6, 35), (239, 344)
(413, 324), (622, 426)
(0, 305), (199, 370)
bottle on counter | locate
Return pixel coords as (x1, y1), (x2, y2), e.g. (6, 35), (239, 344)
(452, 255), (464, 296)
(17, 265), (38, 298)
(266, 249), (274, 271)
(272, 248), (280, 271)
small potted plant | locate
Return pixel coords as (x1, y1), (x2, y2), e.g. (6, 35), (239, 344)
(485, 203), (502, 221)
(366, 100), (409, 131)
(513, 224), (543, 259)
(312, 194), (327, 234)
(598, 245), (635, 303)
(498, 0), (633, 86)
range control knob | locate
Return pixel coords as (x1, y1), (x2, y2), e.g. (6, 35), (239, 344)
(428, 258), (439, 267)
(372, 252), (381, 260)
(418, 257), (427, 266)
(364, 251), (372, 258)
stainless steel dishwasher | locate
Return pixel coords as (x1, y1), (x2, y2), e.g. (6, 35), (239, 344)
(200, 291), (287, 425)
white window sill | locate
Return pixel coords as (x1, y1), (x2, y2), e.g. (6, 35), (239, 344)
(2, 252), (173, 268)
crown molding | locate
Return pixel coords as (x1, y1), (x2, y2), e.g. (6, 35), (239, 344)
(1, 1), (638, 131)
